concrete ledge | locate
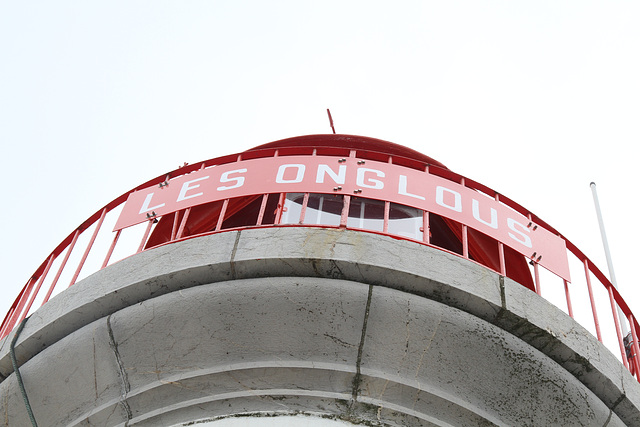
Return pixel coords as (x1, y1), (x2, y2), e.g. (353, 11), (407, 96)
(1, 227), (638, 426)
(0, 228), (502, 379)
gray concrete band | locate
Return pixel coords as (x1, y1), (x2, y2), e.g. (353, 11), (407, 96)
(1, 227), (639, 426)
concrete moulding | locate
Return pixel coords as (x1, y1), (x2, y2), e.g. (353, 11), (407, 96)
(0, 227), (638, 426)
(362, 285), (627, 426)
(1, 277), (628, 426)
(0, 228), (502, 379)
(497, 276), (639, 425)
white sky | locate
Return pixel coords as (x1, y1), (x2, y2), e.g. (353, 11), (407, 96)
(1, 0), (639, 397)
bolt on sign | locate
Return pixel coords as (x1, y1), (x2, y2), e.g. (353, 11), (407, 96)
(115, 155), (570, 281)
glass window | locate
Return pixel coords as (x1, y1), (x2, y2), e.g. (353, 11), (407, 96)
(388, 203), (423, 240)
(259, 193), (281, 225)
(347, 197), (384, 232)
(302, 194), (343, 227)
(282, 193), (344, 227)
(281, 193), (304, 224)
(221, 196), (262, 230)
(429, 213), (463, 255)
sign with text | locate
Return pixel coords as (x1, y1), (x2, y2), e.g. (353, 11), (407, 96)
(115, 155), (570, 281)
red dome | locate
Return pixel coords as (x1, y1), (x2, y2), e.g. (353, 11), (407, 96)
(246, 134), (448, 169)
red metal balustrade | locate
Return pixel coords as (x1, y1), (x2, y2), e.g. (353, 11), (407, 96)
(2, 135), (638, 380)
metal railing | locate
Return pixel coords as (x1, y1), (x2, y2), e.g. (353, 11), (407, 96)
(2, 145), (639, 380)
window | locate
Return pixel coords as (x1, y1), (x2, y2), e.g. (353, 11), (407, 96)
(281, 193), (304, 224)
(282, 193), (344, 227)
(302, 194), (343, 227)
(388, 203), (423, 240)
(347, 198), (384, 232)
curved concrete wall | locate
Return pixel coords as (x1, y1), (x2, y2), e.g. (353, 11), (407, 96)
(1, 227), (639, 426)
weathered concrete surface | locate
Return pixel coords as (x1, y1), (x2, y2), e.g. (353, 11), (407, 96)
(1, 227), (638, 426)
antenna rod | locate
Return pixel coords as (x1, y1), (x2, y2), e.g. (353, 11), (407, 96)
(327, 109), (336, 134)
(590, 182), (628, 335)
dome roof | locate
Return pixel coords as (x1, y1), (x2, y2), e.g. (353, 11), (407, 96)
(246, 134), (448, 169)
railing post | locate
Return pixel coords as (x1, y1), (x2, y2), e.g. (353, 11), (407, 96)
(460, 178), (469, 259)
(495, 194), (506, 276)
(275, 193), (286, 224)
(20, 255), (55, 322)
(42, 229), (80, 305)
(584, 259), (603, 342)
(171, 211), (181, 241)
(340, 195), (351, 228)
(70, 208), (107, 286)
(256, 194), (268, 226)
(2, 278), (35, 338)
(533, 262), (541, 296)
(563, 279), (574, 318)
(299, 193), (310, 224)
(137, 218), (156, 253)
(608, 286), (629, 369)
(176, 208), (192, 239)
(462, 225), (469, 259)
(0, 303), (18, 338)
(496, 243), (505, 276)
(101, 229), (122, 269)
(422, 211), (430, 244)
(215, 199), (229, 231)
(383, 201), (390, 233)
(628, 315), (640, 378)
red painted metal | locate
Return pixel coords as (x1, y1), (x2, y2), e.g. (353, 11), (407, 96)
(564, 279), (574, 318)
(498, 243), (506, 276)
(299, 193), (310, 224)
(215, 199), (229, 231)
(171, 211), (180, 241)
(2, 133), (639, 383)
(113, 154), (570, 281)
(461, 225), (469, 259)
(460, 178), (469, 260)
(340, 195), (350, 228)
(608, 284), (629, 369)
(43, 229), (80, 304)
(1, 284), (28, 337)
(21, 255), (54, 323)
(383, 201), (390, 233)
(629, 315), (640, 378)
(250, 135), (446, 168)
(584, 259), (603, 342)
(257, 194), (268, 226)
(70, 207), (107, 286)
(275, 193), (285, 224)
(6, 277), (36, 336)
(494, 195), (507, 276)
(533, 262), (541, 297)
(101, 229), (121, 269)
(176, 207), (191, 239)
(422, 210), (430, 245)
(327, 109), (336, 134)
(137, 219), (155, 254)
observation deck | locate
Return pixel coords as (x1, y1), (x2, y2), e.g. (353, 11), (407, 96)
(1, 134), (640, 426)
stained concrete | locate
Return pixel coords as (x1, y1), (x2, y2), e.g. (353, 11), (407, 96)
(0, 227), (638, 426)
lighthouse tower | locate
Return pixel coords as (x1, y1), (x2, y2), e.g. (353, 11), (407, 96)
(1, 134), (639, 426)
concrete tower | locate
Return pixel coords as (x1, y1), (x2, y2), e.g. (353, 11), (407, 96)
(1, 134), (639, 426)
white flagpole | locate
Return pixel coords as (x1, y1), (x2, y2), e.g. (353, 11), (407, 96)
(590, 182), (629, 335)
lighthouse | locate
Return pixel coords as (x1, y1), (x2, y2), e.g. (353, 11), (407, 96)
(1, 134), (639, 426)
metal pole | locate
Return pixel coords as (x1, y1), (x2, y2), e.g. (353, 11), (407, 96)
(591, 182), (628, 335)
(327, 109), (336, 134)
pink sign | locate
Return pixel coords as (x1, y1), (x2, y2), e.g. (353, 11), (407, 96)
(115, 155), (570, 281)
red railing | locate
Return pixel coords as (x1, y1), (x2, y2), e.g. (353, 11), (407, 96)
(2, 145), (639, 379)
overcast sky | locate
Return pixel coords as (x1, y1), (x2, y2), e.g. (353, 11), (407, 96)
(1, 0), (639, 412)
